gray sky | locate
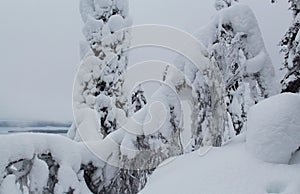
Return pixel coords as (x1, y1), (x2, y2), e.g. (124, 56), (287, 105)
(0, 0), (290, 122)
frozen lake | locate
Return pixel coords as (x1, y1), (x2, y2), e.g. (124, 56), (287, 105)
(0, 120), (71, 135)
(0, 127), (69, 135)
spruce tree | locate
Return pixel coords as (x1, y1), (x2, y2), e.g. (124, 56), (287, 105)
(199, 1), (276, 135)
(278, 0), (300, 93)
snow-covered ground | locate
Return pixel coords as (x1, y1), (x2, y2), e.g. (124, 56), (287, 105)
(140, 134), (300, 194)
(140, 94), (300, 194)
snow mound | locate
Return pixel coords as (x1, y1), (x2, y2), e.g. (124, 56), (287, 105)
(246, 93), (300, 164)
(139, 136), (300, 194)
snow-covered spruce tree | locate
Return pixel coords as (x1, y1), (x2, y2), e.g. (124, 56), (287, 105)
(172, 53), (225, 150)
(69, 0), (131, 140)
(70, 1), (160, 193)
(69, 1), (150, 193)
(196, 1), (276, 135)
(80, 84), (183, 193)
(277, 0), (300, 93)
(117, 84), (184, 193)
(212, 0), (246, 135)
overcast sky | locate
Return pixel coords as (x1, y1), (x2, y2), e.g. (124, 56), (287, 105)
(0, 0), (290, 122)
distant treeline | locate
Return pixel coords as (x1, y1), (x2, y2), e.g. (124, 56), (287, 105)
(0, 120), (72, 128)
(8, 129), (68, 134)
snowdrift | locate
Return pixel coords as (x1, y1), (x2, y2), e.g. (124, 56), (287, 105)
(140, 135), (300, 194)
(246, 93), (300, 164)
(140, 93), (300, 194)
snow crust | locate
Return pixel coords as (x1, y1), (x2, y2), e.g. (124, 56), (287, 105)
(246, 93), (300, 164)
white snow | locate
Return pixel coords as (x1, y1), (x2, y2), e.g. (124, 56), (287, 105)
(29, 157), (49, 193)
(120, 133), (139, 160)
(107, 15), (124, 33)
(2, 1), (298, 193)
(79, 0), (94, 23)
(54, 164), (85, 194)
(94, 0), (112, 9)
(0, 133), (100, 194)
(140, 135), (300, 194)
(116, 0), (129, 12)
(244, 50), (267, 74)
(0, 175), (21, 194)
(246, 93), (300, 164)
(74, 107), (102, 141)
(82, 16), (104, 42)
(195, 4), (277, 96)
